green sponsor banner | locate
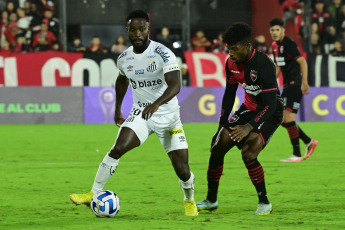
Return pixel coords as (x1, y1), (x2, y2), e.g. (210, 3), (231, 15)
(0, 87), (83, 123)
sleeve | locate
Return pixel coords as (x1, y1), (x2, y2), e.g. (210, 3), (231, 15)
(285, 39), (301, 60)
(219, 58), (238, 125)
(248, 59), (278, 129)
(155, 45), (180, 74)
(116, 55), (126, 76)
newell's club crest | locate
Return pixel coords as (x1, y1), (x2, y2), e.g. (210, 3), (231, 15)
(229, 114), (239, 123)
(250, 70), (257, 82)
(280, 45), (284, 53)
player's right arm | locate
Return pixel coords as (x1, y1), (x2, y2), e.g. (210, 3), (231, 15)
(114, 73), (129, 127)
(211, 59), (238, 148)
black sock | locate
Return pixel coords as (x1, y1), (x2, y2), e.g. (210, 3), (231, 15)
(282, 121), (301, 157)
(245, 158), (269, 204)
(297, 125), (311, 144)
(206, 154), (224, 203)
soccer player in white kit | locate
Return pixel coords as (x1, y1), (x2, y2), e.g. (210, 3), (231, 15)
(70, 10), (198, 216)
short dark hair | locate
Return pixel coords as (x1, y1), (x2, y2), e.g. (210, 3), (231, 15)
(126, 10), (149, 23)
(269, 18), (284, 28)
(222, 22), (252, 45)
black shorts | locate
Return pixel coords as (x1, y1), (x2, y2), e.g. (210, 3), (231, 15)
(222, 104), (283, 150)
(282, 85), (303, 113)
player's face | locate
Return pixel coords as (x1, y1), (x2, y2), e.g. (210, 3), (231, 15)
(270, 25), (284, 42)
(227, 42), (251, 65)
(127, 18), (150, 53)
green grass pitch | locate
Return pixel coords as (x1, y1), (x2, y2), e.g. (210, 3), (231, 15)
(1, 122), (345, 229)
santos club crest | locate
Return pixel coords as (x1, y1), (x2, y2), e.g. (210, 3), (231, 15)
(250, 70), (257, 82)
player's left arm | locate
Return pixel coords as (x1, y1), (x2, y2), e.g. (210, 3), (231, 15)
(296, 56), (309, 95)
(141, 70), (180, 120)
(229, 61), (278, 142)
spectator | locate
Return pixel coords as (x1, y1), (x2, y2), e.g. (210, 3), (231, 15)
(5, 1), (16, 15)
(24, 37), (33, 52)
(1, 38), (12, 53)
(253, 35), (269, 53)
(181, 63), (191, 86)
(0, 10), (9, 46)
(330, 40), (345, 55)
(211, 33), (227, 53)
(323, 25), (338, 53)
(4, 22), (19, 46)
(87, 36), (107, 53)
(110, 34), (128, 54)
(17, 8), (31, 37)
(312, 0), (333, 38)
(68, 37), (86, 52)
(281, 0), (301, 24)
(294, 1), (305, 37)
(339, 4), (345, 34)
(328, 0), (343, 32)
(8, 12), (18, 24)
(51, 41), (60, 51)
(29, 3), (43, 35)
(192, 30), (211, 52)
(13, 35), (26, 53)
(42, 9), (58, 38)
(33, 33), (49, 51)
(311, 31), (323, 54)
(156, 27), (175, 50)
(32, 23), (56, 47)
(23, 0), (32, 16)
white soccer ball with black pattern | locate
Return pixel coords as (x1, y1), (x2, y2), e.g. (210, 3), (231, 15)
(91, 190), (120, 218)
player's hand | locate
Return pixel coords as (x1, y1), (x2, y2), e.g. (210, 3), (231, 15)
(114, 110), (125, 127)
(301, 83), (309, 95)
(229, 124), (253, 142)
(142, 103), (159, 120)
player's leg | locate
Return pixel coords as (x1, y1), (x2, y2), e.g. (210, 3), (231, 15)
(70, 111), (149, 205)
(197, 127), (236, 210)
(91, 127), (141, 194)
(154, 112), (197, 216)
(168, 149), (198, 216)
(281, 109), (303, 159)
(69, 127), (141, 205)
(242, 132), (273, 215)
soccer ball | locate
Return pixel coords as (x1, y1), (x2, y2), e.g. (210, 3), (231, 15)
(90, 190), (120, 218)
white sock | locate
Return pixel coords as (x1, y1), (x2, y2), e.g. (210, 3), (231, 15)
(91, 154), (119, 194)
(179, 172), (195, 202)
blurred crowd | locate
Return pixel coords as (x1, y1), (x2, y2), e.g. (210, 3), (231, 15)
(1, 0), (344, 87)
(0, 0), (61, 53)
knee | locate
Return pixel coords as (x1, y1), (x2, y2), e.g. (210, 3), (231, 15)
(108, 144), (125, 159)
(241, 137), (261, 162)
(242, 149), (257, 162)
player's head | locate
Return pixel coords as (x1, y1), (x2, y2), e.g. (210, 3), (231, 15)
(269, 18), (285, 42)
(126, 10), (150, 53)
(222, 22), (252, 65)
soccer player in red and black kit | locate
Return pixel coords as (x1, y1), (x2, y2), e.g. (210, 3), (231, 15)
(196, 22), (283, 215)
(269, 18), (318, 162)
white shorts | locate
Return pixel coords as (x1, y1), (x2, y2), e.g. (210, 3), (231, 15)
(118, 108), (188, 153)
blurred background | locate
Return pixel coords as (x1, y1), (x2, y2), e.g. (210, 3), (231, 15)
(0, 0), (344, 123)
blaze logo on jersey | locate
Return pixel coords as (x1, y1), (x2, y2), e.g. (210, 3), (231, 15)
(130, 78), (163, 90)
(154, 46), (170, 63)
(147, 61), (157, 72)
(169, 128), (183, 136)
(229, 114), (239, 123)
(250, 70), (257, 82)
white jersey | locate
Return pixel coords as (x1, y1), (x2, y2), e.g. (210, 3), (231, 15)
(117, 40), (180, 115)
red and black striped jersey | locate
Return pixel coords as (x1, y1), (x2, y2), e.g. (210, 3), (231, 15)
(220, 49), (283, 128)
(272, 36), (302, 88)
